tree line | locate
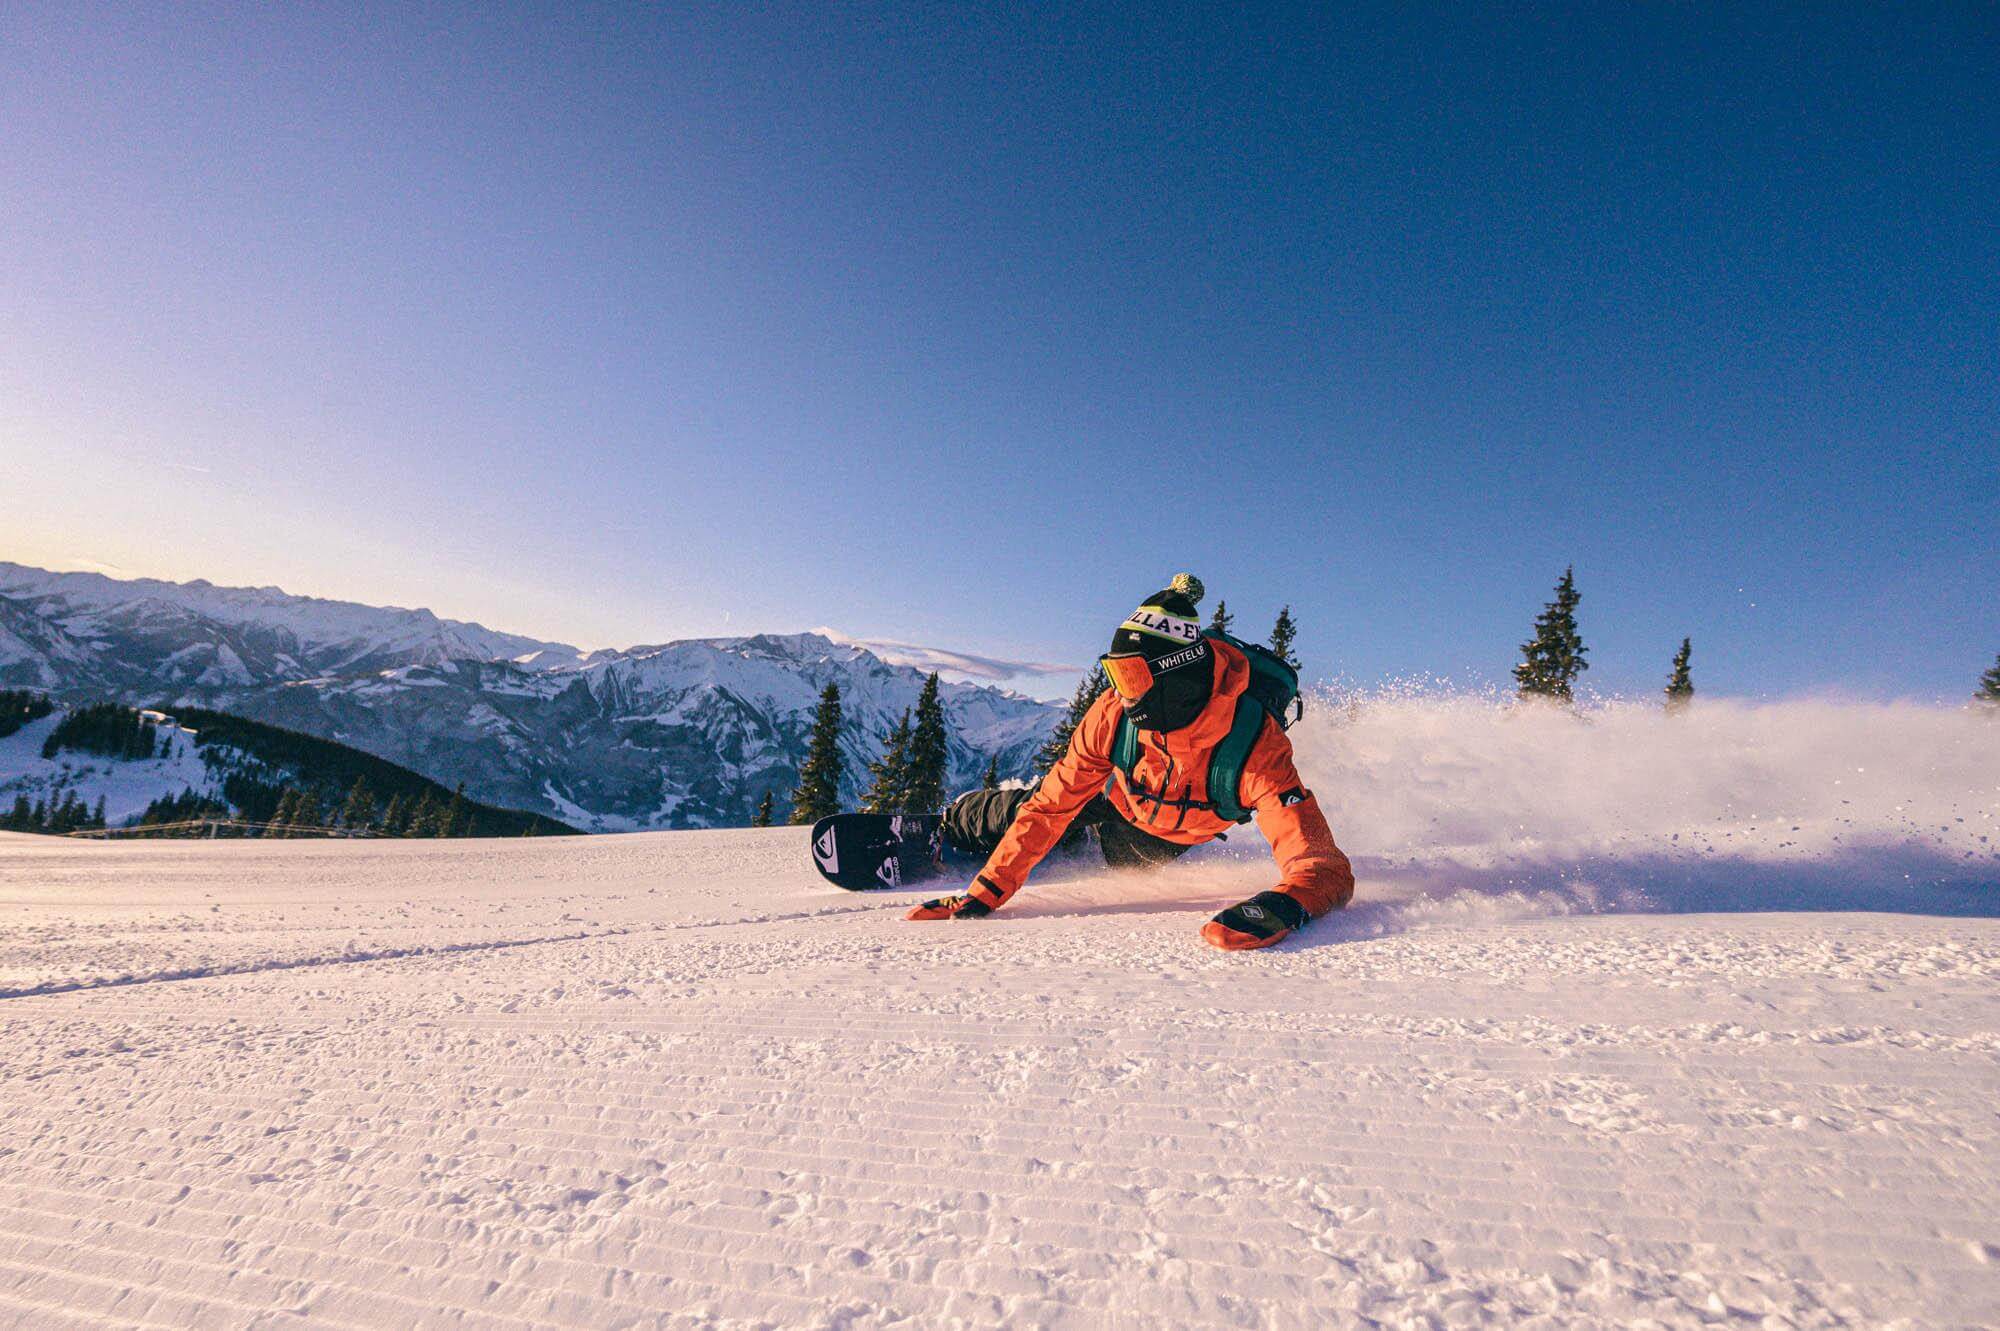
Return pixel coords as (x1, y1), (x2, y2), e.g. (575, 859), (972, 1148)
(1, 775), (513, 839)
(41, 702), (167, 761)
(136, 776), (505, 837)
(0, 698), (575, 838)
(0, 689), (55, 740)
(220, 775), (493, 837)
(3, 789), (107, 834)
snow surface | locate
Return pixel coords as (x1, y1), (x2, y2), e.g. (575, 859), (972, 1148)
(0, 696), (1995, 1328)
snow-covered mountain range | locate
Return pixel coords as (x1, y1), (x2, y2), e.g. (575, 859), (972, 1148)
(0, 563), (1059, 830)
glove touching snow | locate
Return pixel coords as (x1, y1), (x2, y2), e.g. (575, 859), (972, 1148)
(1201, 890), (1309, 951)
(906, 893), (992, 921)
(906, 876), (1004, 921)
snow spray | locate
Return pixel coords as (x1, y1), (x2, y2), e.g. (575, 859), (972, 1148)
(1282, 690), (1999, 918)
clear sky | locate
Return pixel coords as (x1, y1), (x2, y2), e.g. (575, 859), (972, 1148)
(3, 3), (1994, 701)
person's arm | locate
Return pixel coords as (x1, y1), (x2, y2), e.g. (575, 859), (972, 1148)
(1201, 721), (1353, 949)
(908, 691), (1118, 919)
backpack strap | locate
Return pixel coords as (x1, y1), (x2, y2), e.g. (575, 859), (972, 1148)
(1109, 711), (1140, 783)
(1204, 697), (1268, 824)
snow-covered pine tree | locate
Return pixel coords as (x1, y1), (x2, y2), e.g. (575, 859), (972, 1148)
(751, 791), (775, 827)
(862, 710), (914, 813)
(1514, 566), (1589, 703)
(1209, 600), (1233, 635)
(1269, 606), (1299, 669)
(1977, 654), (2000, 709)
(903, 673), (950, 815)
(790, 682), (845, 824)
(1035, 665), (1107, 775)
(982, 754), (1000, 790)
(1665, 638), (1694, 711)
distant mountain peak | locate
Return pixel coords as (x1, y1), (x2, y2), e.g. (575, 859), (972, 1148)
(0, 561), (1059, 831)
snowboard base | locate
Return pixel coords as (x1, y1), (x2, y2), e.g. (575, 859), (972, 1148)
(810, 813), (947, 891)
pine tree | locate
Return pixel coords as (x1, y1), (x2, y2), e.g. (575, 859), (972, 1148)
(408, 791), (442, 838)
(790, 682), (845, 824)
(902, 673), (950, 815)
(291, 789), (324, 833)
(1514, 566), (1589, 703)
(90, 795), (106, 830)
(982, 754), (1000, 790)
(1665, 638), (1694, 711)
(862, 710), (914, 814)
(1036, 665), (1107, 775)
(269, 788), (301, 835)
(380, 792), (410, 836)
(340, 777), (376, 829)
(751, 791), (775, 828)
(1209, 600), (1233, 635)
(442, 784), (470, 838)
(1976, 654), (2000, 709)
(1269, 606), (1299, 669)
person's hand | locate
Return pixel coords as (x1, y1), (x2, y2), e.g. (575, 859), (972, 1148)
(1201, 890), (1309, 950)
(906, 892), (993, 920)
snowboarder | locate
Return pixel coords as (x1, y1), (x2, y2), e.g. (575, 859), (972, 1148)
(909, 576), (1354, 949)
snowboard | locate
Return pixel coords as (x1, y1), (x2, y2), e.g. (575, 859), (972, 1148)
(809, 813), (947, 891)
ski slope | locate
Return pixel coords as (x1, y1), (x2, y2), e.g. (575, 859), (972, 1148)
(1, 696), (1996, 1328)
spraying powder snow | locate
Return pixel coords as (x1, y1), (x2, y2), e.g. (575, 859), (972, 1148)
(1262, 692), (2000, 932)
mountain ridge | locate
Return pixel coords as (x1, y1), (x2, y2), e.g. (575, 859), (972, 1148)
(0, 562), (1060, 829)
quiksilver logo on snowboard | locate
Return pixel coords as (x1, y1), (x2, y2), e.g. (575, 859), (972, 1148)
(876, 857), (900, 887)
(814, 826), (838, 872)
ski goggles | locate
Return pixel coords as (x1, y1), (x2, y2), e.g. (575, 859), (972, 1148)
(1100, 652), (1155, 701)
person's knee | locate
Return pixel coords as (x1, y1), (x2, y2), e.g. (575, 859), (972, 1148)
(942, 787), (1034, 855)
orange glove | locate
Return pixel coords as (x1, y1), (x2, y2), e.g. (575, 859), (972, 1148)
(906, 875), (1006, 921)
(1200, 890), (1310, 950)
(905, 893), (992, 920)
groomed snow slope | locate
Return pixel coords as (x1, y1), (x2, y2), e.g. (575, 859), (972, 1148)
(1, 697), (1996, 1328)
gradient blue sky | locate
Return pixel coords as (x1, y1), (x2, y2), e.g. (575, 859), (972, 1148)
(3, 3), (1994, 700)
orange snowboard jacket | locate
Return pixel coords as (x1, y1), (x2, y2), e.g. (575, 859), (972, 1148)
(969, 639), (1355, 916)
